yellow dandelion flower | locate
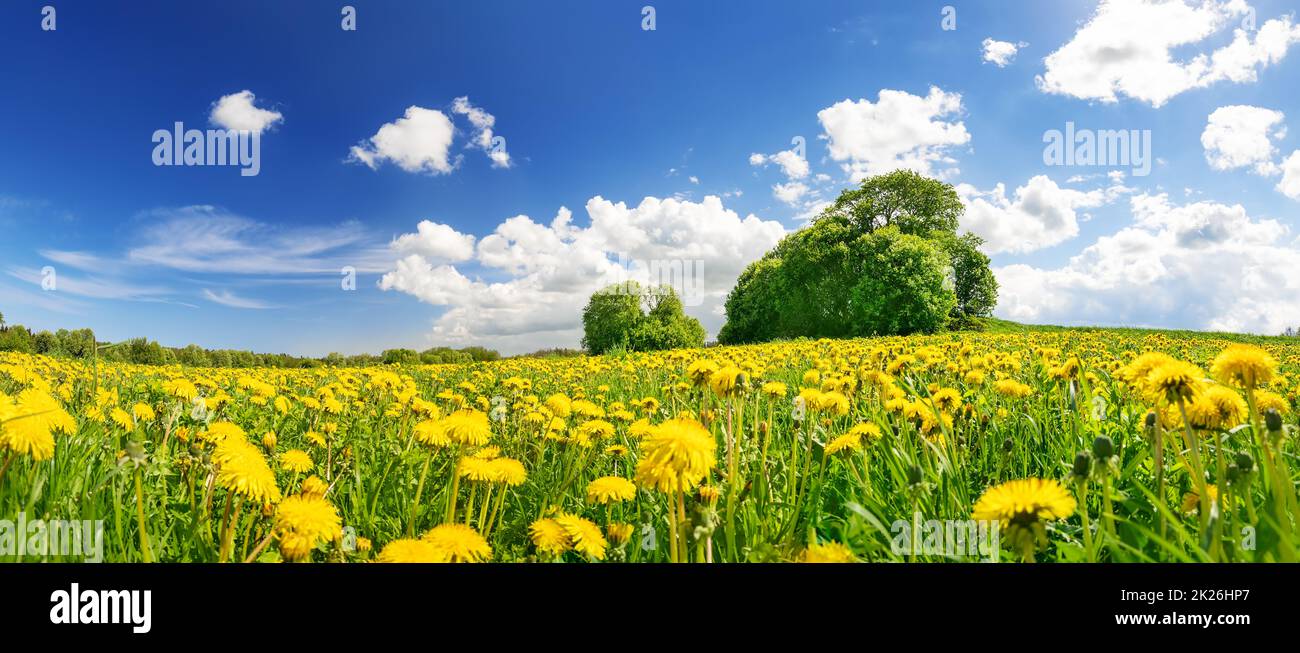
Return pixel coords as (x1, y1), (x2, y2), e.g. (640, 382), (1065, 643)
(441, 410), (492, 446)
(800, 541), (857, 563)
(280, 449), (314, 474)
(555, 513), (608, 560)
(634, 417), (717, 494)
(213, 437), (281, 504)
(972, 478), (1075, 560)
(824, 432), (862, 455)
(529, 518), (571, 555)
(421, 523), (492, 562)
(1211, 344), (1277, 390)
(586, 476), (637, 504)
(377, 538), (443, 563)
(1185, 385), (1247, 431)
(275, 495), (342, 562)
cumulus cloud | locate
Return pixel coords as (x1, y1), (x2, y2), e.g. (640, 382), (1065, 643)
(451, 96), (511, 168)
(772, 181), (810, 207)
(1278, 150), (1300, 200)
(995, 192), (1300, 335)
(390, 220), (476, 263)
(378, 196), (787, 352)
(1202, 105), (1286, 175)
(349, 106), (458, 174)
(957, 175), (1129, 255)
(981, 38), (1026, 67)
(817, 86), (969, 180)
(1038, 0), (1300, 107)
(209, 90), (283, 135)
(749, 148), (810, 179)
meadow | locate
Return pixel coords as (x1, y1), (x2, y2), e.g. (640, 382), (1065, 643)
(1, 327), (1297, 563)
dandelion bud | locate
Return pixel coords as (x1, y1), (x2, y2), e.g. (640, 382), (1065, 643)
(1264, 408), (1282, 433)
(1072, 452), (1092, 480)
(262, 431), (277, 450)
(302, 475), (328, 499)
(1144, 411), (1157, 429)
(1091, 435), (1114, 460)
(1234, 451), (1254, 474)
(1226, 464), (1240, 484)
(356, 537), (372, 553)
(607, 522), (635, 545)
(906, 464), (923, 486)
(1002, 437), (1014, 452)
(124, 440), (148, 466)
(759, 421), (769, 439)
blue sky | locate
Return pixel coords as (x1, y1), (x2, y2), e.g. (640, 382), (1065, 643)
(2, 0), (1300, 355)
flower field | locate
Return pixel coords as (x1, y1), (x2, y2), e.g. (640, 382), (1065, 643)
(1, 328), (1298, 563)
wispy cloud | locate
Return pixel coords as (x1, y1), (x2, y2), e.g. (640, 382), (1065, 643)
(40, 205), (394, 276)
(202, 288), (277, 309)
(7, 266), (172, 301)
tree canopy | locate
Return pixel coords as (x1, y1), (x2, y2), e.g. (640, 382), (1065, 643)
(581, 283), (705, 354)
(718, 170), (997, 344)
(0, 312), (499, 367)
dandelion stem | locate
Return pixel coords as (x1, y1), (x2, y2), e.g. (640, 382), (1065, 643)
(408, 454), (433, 537)
(134, 466), (152, 563)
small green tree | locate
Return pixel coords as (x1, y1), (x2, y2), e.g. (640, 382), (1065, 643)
(942, 232), (999, 318)
(628, 289), (706, 351)
(582, 283), (704, 354)
(581, 283), (645, 354)
(382, 348), (420, 365)
(33, 330), (56, 354)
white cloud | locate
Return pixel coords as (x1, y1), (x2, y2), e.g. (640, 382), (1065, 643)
(451, 96), (511, 168)
(349, 106), (458, 174)
(957, 175), (1127, 255)
(1201, 105), (1286, 175)
(209, 90), (283, 135)
(749, 149), (810, 179)
(7, 266), (171, 301)
(202, 289), (276, 310)
(1038, 0), (1300, 107)
(981, 38), (1026, 67)
(122, 206), (389, 275)
(772, 181), (810, 206)
(1278, 150), (1300, 200)
(996, 193), (1300, 335)
(390, 220), (476, 263)
(378, 195), (787, 352)
(817, 86), (969, 180)
(688, 175), (700, 185)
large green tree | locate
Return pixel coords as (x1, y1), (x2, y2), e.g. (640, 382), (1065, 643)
(719, 170), (996, 344)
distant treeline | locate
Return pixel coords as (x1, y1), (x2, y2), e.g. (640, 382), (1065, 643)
(0, 313), (500, 368)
